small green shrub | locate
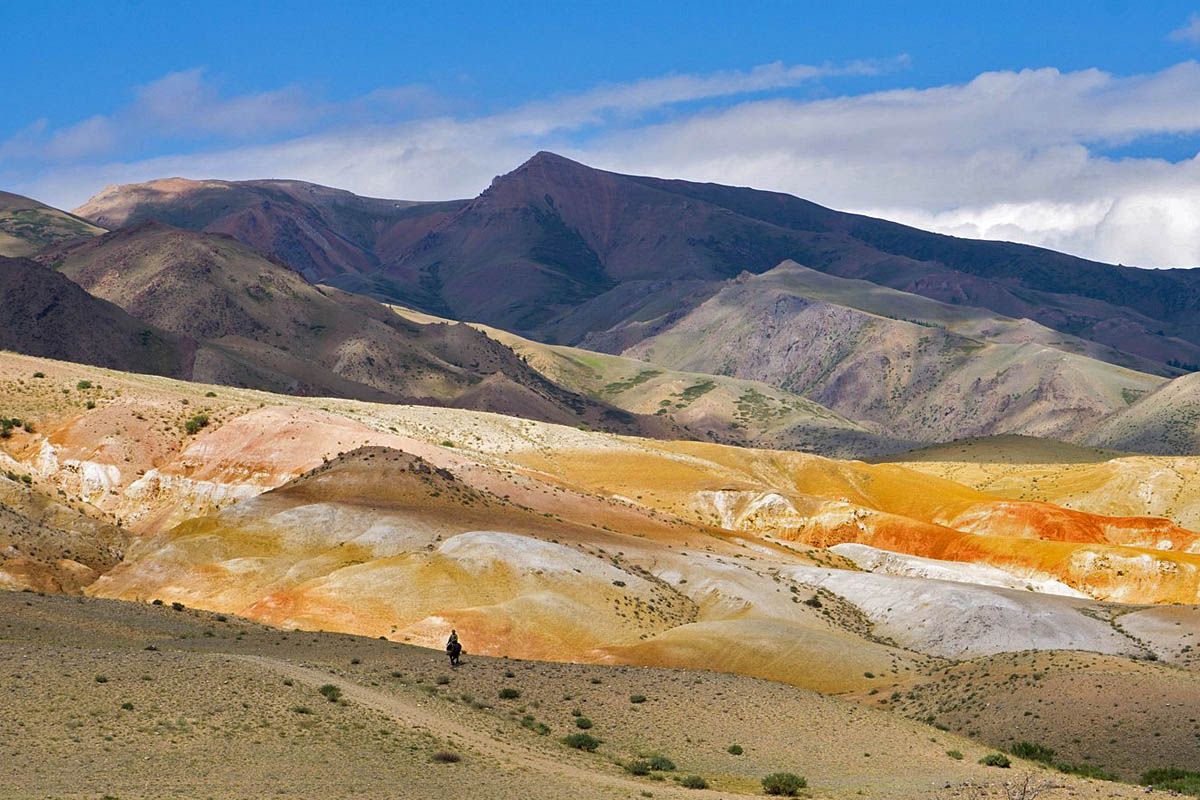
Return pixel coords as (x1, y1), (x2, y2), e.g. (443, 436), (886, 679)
(728, 743), (744, 755)
(575, 716), (593, 729)
(498, 687), (521, 700)
(120, 702), (134, 710)
(76, 380), (92, 390)
(762, 772), (807, 796)
(563, 732), (601, 751)
(630, 694), (647, 704)
(184, 413), (210, 435)
(803, 595), (822, 608)
(679, 775), (707, 790)
(1057, 762), (1117, 781)
(979, 753), (1011, 768)
(625, 760), (652, 776)
(204, 391), (217, 397)
(318, 684), (342, 703)
(32, 372), (44, 378)
(946, 750), (963, 760)
(291, 706), (313, 714)
(95, 675), (108, 683)
(170, 601), (185, 611)
(1011, 741), (1055, 763)
(431, 751), (461, 763)
(1141, 768), (1200, 794)
(647, 755), (675, 771)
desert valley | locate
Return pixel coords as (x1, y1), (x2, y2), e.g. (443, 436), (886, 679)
(2, 143), (1200, 799)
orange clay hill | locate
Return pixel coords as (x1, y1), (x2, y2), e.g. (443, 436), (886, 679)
(1, 350), (1198, 700)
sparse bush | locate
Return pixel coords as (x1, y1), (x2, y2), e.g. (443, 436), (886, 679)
(435, 674), (451, 685)
(120, 702), (134, 710)
(1012, 741), (1055, 764)
(679, 775), (707, 790)
(728, 744), (744, 755)
(318, 684), (342, 703)
(170, 601), (185, 611)
(947, 750), (963, 760)
(1141, 768), (1200, 794)
(85, 400), (96, 410)
(803, 595), (822, 608)
(95, 675), (108, 683)
(980, 753), (1011, 768)
(647, 755), (675, 771)
(625, 760), (652, 776)
(431, 751), (461, 763)
(499, 687), (521, 700)
(630, 694), (647, 704)
(291, 706), (312, 714)
(589, 677), (602, 684)
(151, 599), (163, 606)
(562, 732), (601, 751)
(76, 380), (92, 390)
(519, 716), (551, 735)
(32, 372), (44, 378)
(184, 413), (210, 435)
(762, 772), (807, 796)
(1057, 762), (1116, 781)
(575, 716), (593, 729)
(204, 391), (217, 397)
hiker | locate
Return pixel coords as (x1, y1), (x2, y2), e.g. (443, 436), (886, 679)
(446, 629), (462, 666)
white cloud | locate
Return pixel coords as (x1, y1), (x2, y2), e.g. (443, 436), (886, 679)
(1170, 13), (1200, 44)
(1, 69), (335, 164)
(8, 60), (1200, 268)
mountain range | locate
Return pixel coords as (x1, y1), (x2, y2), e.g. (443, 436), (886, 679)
(76, 152), (1200, 374)
(6, 152), (1200, 799)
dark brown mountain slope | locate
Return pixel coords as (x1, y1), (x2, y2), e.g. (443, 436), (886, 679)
(74, 153), (1200, 371)
(75, 178), (462, 282)
(382, 153), (1200, 368)
(0, 256), (192, 376)
(32, 223), (676, 437)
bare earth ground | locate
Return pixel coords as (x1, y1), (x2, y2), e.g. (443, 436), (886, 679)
(0, 591), (1154, 800)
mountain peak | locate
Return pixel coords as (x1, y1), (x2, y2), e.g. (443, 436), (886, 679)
(524, 150), (585, 169)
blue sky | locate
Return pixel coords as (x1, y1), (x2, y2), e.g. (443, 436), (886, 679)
(4, 1), (1200, 266)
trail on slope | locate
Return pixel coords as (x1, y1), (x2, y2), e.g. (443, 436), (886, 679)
(236, 654), (737, 798)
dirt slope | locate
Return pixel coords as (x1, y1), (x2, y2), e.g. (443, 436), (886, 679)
(612, 262), (1165, 443)
(0, 591), (1157, 800)
(394, 303), (908, 457)
(0, 190), (104, 257)
(31, 222), (676, 437)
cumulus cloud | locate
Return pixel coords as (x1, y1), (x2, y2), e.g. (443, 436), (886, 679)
(7, 59), (1200, 268)
(1170, 13), (1200, 44)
